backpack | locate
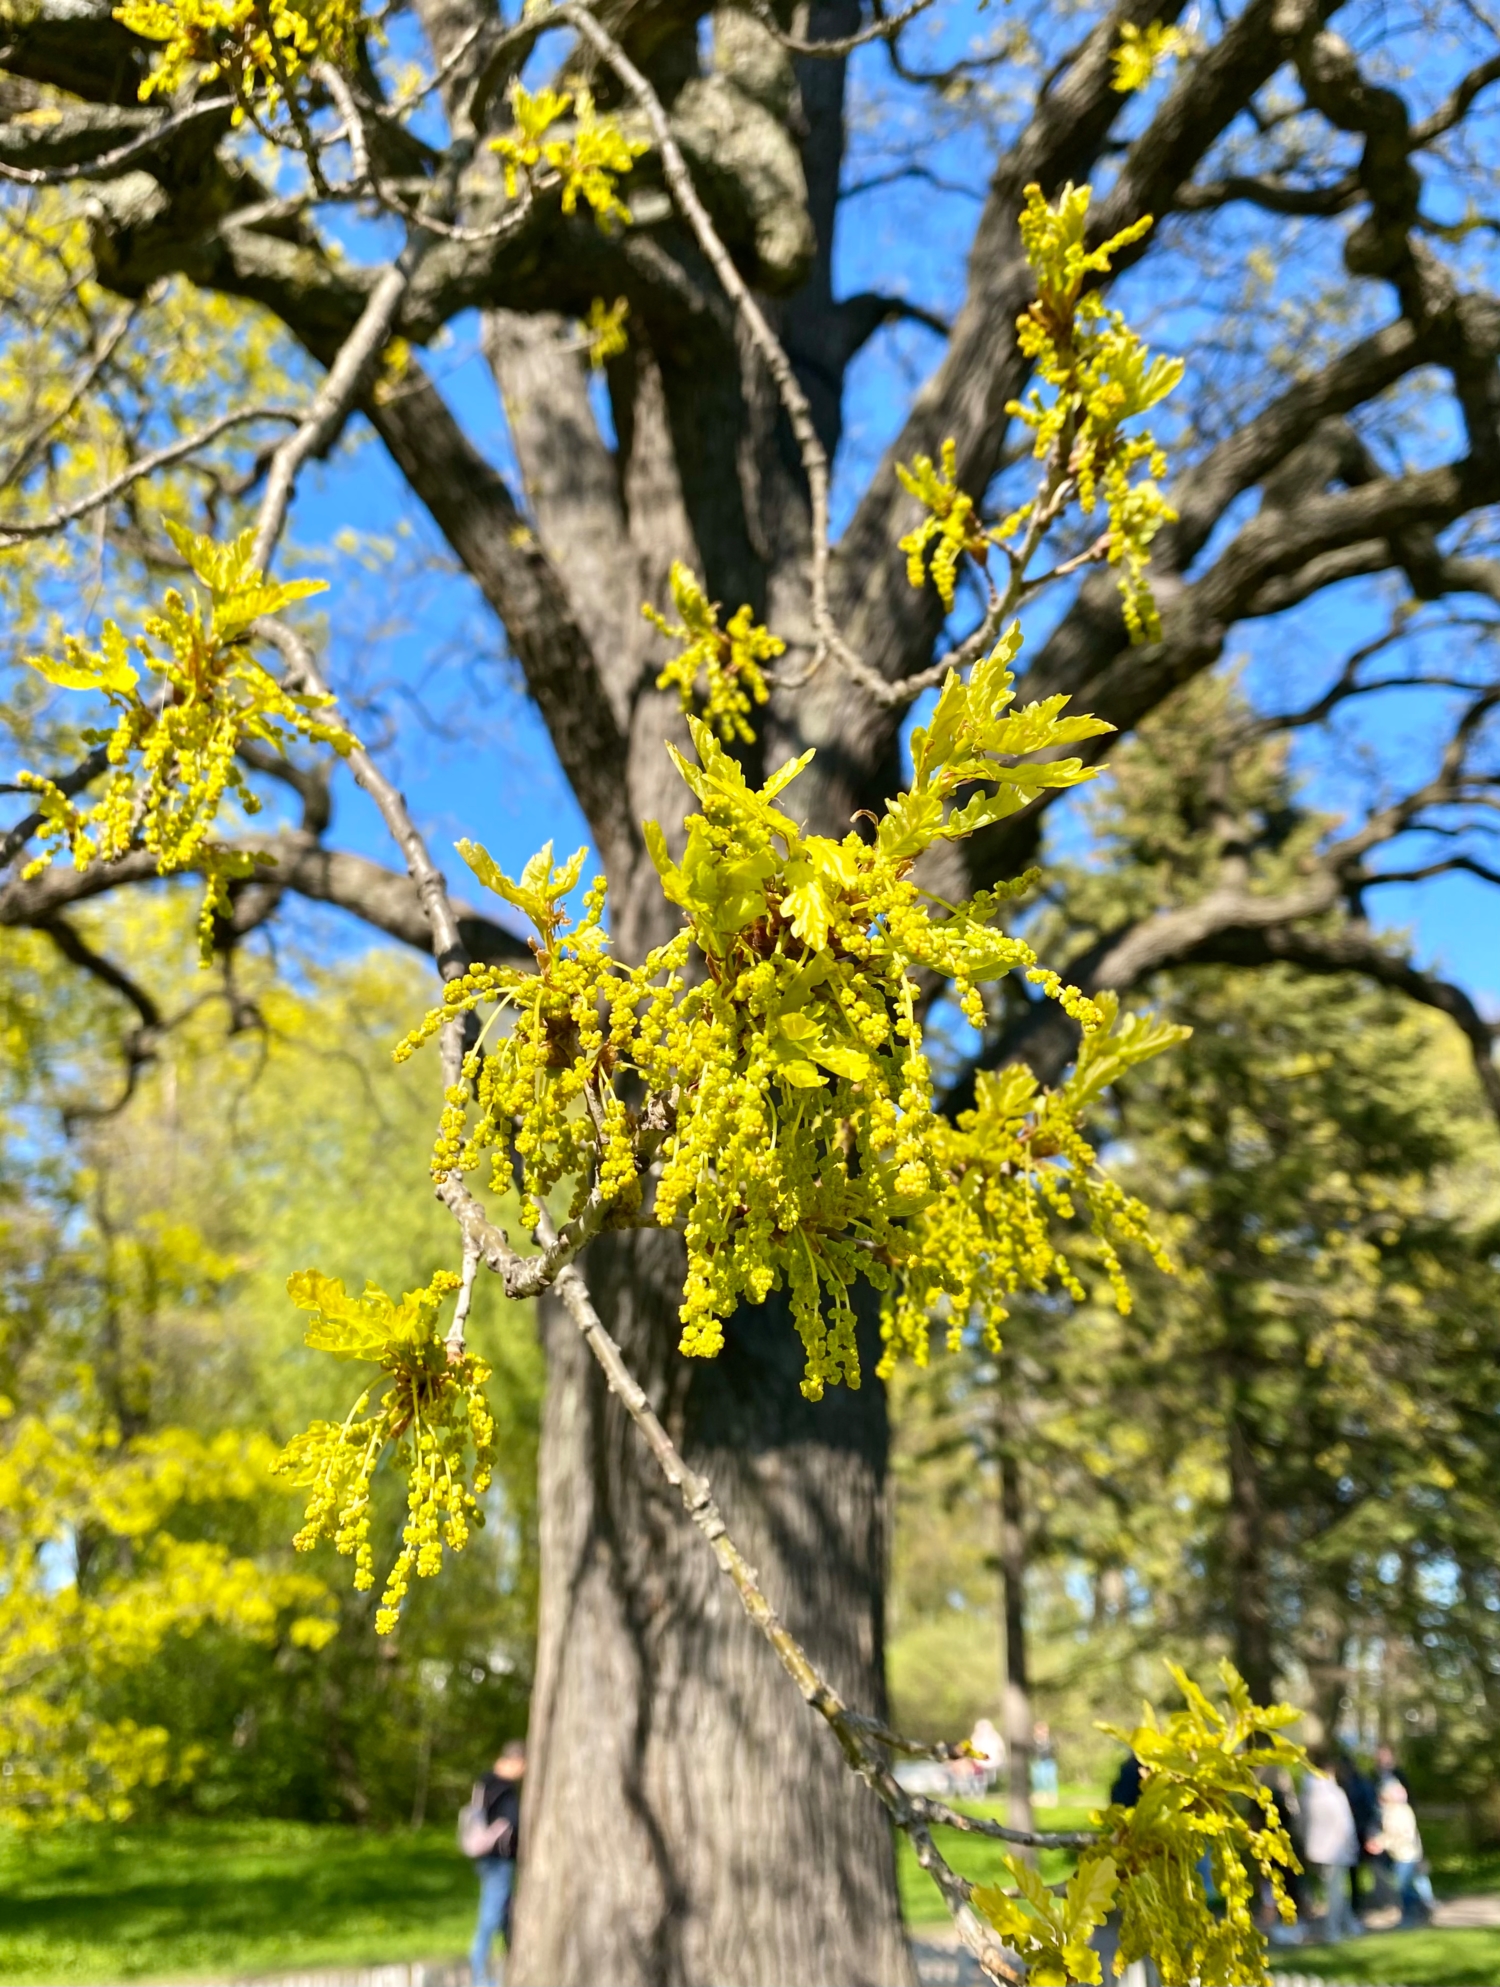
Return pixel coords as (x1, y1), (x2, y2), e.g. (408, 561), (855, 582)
(457, 1785), (514, 1859)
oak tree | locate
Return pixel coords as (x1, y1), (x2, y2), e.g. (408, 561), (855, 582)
(4, 0), (1500, 1978)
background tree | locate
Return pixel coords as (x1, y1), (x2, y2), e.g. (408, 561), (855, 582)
(890, 690), (1500, 1809)
(0, 910), (539, 1825)
(4, 0), (1500, 1979)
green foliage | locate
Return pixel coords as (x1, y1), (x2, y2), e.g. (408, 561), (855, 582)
(973, 1852), (1119, 1985)
(114, 0), (362, 118)
(0, 919), (538, 1828)
(0, 1412), (334, 1827)
(583, 295), (630, 369)
(645, 561), (781, 744)
(896, 440), (988, 610)
(890, 187), (1182, 643)
(877, 995), (1185, 1372)
(1111, 22), (1187, 93)
(490, 81), (648, 226)
(393, 652), (1176, 1416)
(970, 1661), (1304, 1987)
(19, 525), (353, 963)
(885, 680), (1500, 1911)
(1095, 1662), (1305, 1986)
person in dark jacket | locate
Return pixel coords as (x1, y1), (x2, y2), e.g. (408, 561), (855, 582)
(1110, 1752), (1143, 1809)
(1335, 1754), (1379, 1920)
(470, 1741), (524, 1987)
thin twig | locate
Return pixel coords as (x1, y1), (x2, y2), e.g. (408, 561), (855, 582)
(436, 1157), (656, 1301)
(249, 111), (480, 571)
(0, 291), (150, 493)
(0, 406), (301, 545)
(315, 62), (541, 244)
(446, 1236), (481, 1360)
(746, 0), (937, 57)
(556, 4), (850, 683)
(251, 617), (470, 1083)
(249, 263), (415, 570)
(0, 96), (236, 185)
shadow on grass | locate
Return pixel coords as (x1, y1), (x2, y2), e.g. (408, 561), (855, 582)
(1269, 1926), (1500, 1986)
(0, 1824), (476, 1985)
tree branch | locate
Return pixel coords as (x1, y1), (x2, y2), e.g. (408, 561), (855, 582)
(0, 406), (301, 546)
(0, 832), (530, 968)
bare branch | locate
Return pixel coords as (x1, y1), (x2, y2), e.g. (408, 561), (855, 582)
(0, 406), (301, 545)
(0, 94), (234, 183)
(746, 0), (937, 58)
(1412, 49), (1500, 145)
(251, 261), (420, 571)
(434, 1170), (646, 1301)
(36, 912), (164, 1120)
(1173, 170), (1359, 216)
(0, 830), (529, 968)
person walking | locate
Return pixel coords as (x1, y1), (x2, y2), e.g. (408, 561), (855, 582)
(1374, 1777), (1433, 1927)
(1302, 1754), (1361, 1946)
(463, 1740), (524, 1987)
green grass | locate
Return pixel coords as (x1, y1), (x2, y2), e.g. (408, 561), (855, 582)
(897, 1801), (1500, 1987)
(5, 1812), (1499, 1985)
(0, 1822), (475, 1985)
(896, 1791), (1102, 1928)
(1269, 1928), (1500, 1985)
(1423, 1818), (1500, 1899)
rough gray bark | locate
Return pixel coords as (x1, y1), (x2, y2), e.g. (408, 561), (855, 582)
(519, 1229), (909, 1987)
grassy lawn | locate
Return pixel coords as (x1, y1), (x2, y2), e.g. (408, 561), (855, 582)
(1268, 1928), (1500, 1985)
(897, 1800), (1500, 1987)
(0, 1823), (475, 1985)
(1423, 1818), (1500, 1898)
(4, 1811), (1498, 1984)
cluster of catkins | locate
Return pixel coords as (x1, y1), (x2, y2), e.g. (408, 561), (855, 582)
(272, 1269), (495, 1634)
(397, 637), (1176, 1401)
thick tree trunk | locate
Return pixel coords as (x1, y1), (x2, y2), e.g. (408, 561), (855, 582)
(512, 1227), (916, 1987)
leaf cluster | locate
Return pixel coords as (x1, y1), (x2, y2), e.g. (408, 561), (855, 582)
(973, 1660), (1305, 1986)
(19, 522), (355, 963)
(400, 638), (1177, 1405)
(0, 1404), (333, 1826)
(490, 81), (648, 228)
(1111, 22), (1187, 95)
(645, 560), (781, 744)
(115, 0), (361, 119)
(1005, 184), (1183, 640)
